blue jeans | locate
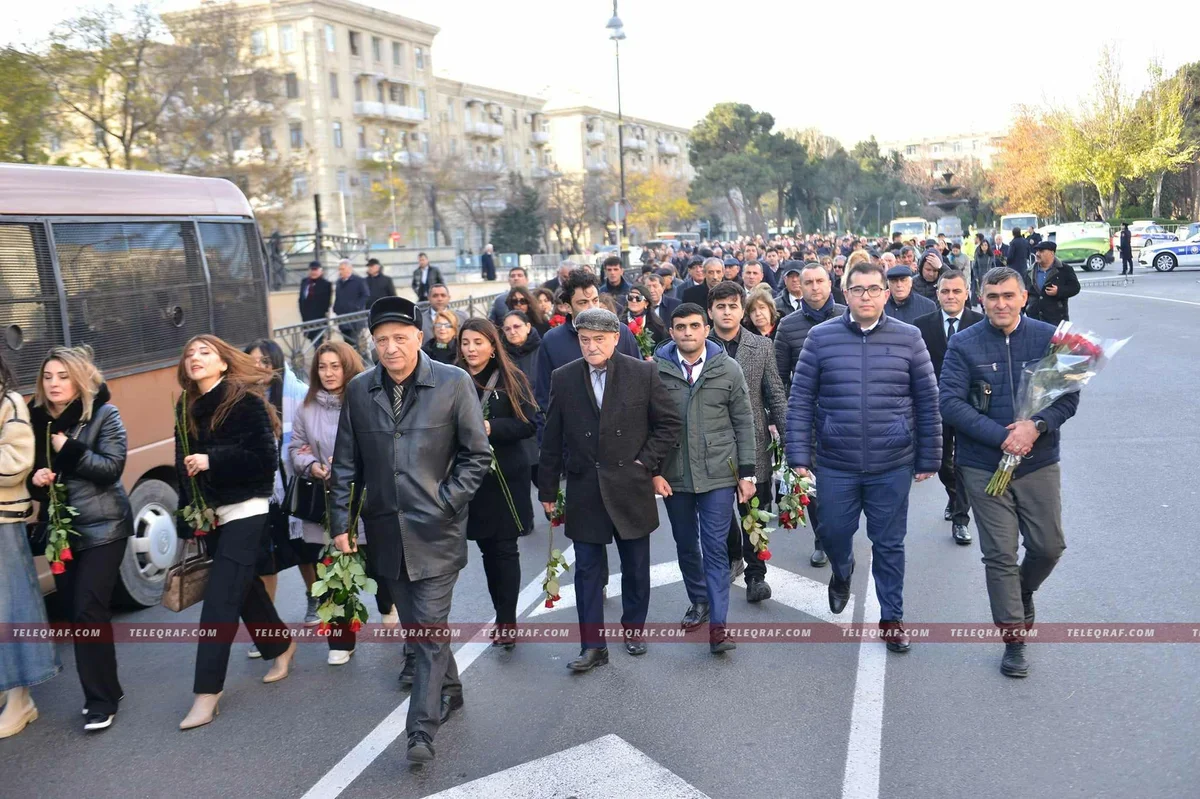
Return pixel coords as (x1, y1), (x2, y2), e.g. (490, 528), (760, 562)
(0, 522), (62, 691)
(816, 466), (912, 621)
(664, 487), (736, 628)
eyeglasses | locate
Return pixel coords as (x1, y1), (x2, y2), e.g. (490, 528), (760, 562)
(846, 285), (886, 298)
(511, 298), (528, 305)
(433, 322), (453, 330)
(626, 294), (646, 302)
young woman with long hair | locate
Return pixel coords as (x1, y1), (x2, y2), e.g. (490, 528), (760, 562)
(27, 346), (132, 733)
(456, 319), (538, 647)
(289, 341), (395, 664)
(506, 286), (548, 336)
(175, 335), (294, 730)
(532, 287), (556, 323)
(0, 350), (60, 739)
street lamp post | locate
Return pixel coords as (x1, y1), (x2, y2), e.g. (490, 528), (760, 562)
(606, 4), (628, 268)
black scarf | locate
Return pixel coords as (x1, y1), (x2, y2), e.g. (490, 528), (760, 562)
(29, 383), (111, 473)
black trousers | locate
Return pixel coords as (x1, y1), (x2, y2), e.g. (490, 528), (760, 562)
(938, 424), (971, 526)
(575, 535), (650, 649)
(1121, 255), (1133, 274)
(52, 537), (126, 716)
(727, 480), (773, 580)
(194, 514), (291, 694)
(327, 544), (396, 652)
(477, 537), (521, 628)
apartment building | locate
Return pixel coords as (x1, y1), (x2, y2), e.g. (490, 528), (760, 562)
(879, 131), (1005, 171)
(545, 106), (693, 181)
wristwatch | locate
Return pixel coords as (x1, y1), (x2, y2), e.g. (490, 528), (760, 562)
(1033, 419), (1048, 434)
(739, 476), (756, 483)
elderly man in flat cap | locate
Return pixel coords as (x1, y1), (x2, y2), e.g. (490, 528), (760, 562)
(538, 308), (682, 673)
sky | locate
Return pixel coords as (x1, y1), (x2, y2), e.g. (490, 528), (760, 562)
(6, 0), (1199, 146)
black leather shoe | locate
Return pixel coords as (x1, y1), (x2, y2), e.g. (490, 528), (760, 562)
(828, 573), (851, 614)
(1000, 642), (1029, 677)
(944, 503), (953, 521)
(567, 647), (609, 672)
(407, 731), (435, 763)
(1022, 592), (1035, 630)
(880, 620), (910, 653)
(952, 524), (972, 545)
(709, 629), (736, 654)
(398, 659), (415, 688)
(624, 640), (647, 656)
(439, 693), (464, 724)
(746, 577), (772, 603)
(810, 549), (828, 567)
(681, 602), (710, 631)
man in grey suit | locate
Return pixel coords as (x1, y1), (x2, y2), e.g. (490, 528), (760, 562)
(420, 283), (468, 339)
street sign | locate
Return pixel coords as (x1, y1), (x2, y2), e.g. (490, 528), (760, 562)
(610, 202), (626, 223)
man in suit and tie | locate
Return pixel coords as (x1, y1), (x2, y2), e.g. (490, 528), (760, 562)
(411, 252), (445, 302)
(914, 269), (984, 545)
(640, 272), (679, 322)
(298, 261), (333, 341)
(538, 308), (683, 672)
(682, 257), (726, 309)
(420, 283), (468, 339)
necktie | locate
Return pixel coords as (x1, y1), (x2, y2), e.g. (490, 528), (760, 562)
(392, 384), (404, 420)
(946, 317), (957, 339)
(683, 359), (697, 385)
(591, 369), (606, 408)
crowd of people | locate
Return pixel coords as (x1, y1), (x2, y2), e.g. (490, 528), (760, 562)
(1, 229), (1084, 765)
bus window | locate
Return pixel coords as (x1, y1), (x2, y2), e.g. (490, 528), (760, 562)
(199, 221), (269, 347)
(0, 222), (67, 388)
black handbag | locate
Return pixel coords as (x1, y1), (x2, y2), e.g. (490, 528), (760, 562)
(26, 522), (49, 557)
(283, 437), (329, 524)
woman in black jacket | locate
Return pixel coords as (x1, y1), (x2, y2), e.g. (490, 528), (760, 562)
(970, 240), (998, 308)
(621, 286), (667, 349)
(501, 311), (543, 489)
(27, 346), (130, 733)
(175, 335), (295, 731)
(506, 286), (549, 336)
(457, 319), (537, 648)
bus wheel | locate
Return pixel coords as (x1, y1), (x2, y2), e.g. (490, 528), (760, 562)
(114, 479), (179, 608)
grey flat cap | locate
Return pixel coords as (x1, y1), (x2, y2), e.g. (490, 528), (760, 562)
(573, 308), (620, 333)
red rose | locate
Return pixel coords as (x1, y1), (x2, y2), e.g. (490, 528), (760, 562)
(544, 599), (554, 608)
(628, 316), (644, 335)
(194, 529), (207, 537)
(60, 547), (74, 562)
(350, 618), (363, 633)
(50, 560), (66, 574)
(322, 556), (334, 566)
(552, 594), (561, 601)
(792, 484), (802, 494)
(757, 549), (772, 561)
(799, 495), (810, 506)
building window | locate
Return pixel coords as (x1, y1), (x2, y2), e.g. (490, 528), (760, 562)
(931, 143), (942, 154)
(371, 36), (382, 62)
(329, 72), (338, 99)
(336, 169), (348, 194)
(446, 98), (455, 121)
(292, 174), (308, 198)
(359, 172), (370, 197)
(417, 89), (427, 116)
(388, 84), (400, 103)
(419, 133), (429, 155)
(229, 131), (243, 151)
(250, 30), (266, 56)
(354, 79), (363, 102)
(349, 31), (360, 56)
(952, 141), (962, 153)
(279, 25), (295, 53)
(512, 109), (518, 127)
(284, 72), (299, 99)
(356, 125), (366, 148)
(426, 228), (437, 248)
(375, 82), (384, 103)
(289, 122), (303, 149)
(392, 41), (402, 66)
(332, 122), (343, 149)
(324, 24), (336, 52)
(259, 126), (273, 150)
(415, 47), (424, 69)
(905, 144), (916, 156)
(449, 138), (457, 156)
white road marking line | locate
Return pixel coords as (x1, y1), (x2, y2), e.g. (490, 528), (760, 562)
(526, 559), (685, 617)
(842, 560), (885, 799)
(1080, 290), (1200, 307)
(733, 567), (857, 624)
(421, 734), (710, 798)
(299, 546), (576, 799)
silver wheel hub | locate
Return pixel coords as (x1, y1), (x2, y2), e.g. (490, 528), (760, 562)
(132, 502), (178, 576)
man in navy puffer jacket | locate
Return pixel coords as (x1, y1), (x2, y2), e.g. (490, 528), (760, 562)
(786, 261), (941, 653)
(940, 266), (1078, 678)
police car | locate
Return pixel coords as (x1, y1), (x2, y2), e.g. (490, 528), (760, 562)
(1139, 231), (1200, 272)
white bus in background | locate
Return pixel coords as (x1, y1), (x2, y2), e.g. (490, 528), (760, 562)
(1000, 213), (1039, 243)
(889, 217), (930, 242)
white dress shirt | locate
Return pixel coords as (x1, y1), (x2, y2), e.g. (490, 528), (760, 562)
(677, 349), (707, 383)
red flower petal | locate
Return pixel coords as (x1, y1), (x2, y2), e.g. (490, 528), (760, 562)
(544, 599), (554, 608)
(758, 549), (772, 561)
(60, 547), (73, 561)
(50, 560), (66, 574)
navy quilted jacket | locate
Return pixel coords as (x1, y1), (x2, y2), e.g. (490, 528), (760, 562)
(939, 316), (1079, 477)
(786, 311), (942, 474)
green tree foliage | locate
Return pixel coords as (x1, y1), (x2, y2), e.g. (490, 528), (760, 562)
(0, 48), (55, 163)
(491, 173), (543, 254)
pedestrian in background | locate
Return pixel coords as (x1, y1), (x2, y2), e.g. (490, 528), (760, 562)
(506, 286), (548, 336)
(743, 287), (781, 339)
(1119, 222), (1133, 276)
(490, 267), (530, 326)
(884, 264), (937, 324)
(971, 239), (999, 308)
(0, 351), (60, 740)
(177, 336), (295, 731)
(333, 259), (370, 344)
(27, 347), (131, 733)
(298, 261), (332, 342)
(1025, 241), (1079, 326)
(411, 252), (445, 302)
(621, 286), (668, 349)
(481, 244), (497, 281)
(501, 310), (543, 489)
(538, 309), (682, 671)
(940, 266), (1078, 678)
(655, 303), (757, 652)
(458, 319), (537, 648)
(365, 258), (396, 308)
(913, 251), (944, 303)
(786, 261), (941, 654)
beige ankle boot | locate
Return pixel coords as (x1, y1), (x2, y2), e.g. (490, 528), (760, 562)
(179, 692), (222, 730)
(262, 640), (297, 684)
(0, 687), (38, 739)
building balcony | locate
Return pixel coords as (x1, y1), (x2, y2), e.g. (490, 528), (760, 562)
(481, 197), (506, 213)
(585, 130), (605, 145)
(657, 141), (680, 156)
(623, 138), (647, 152)
(586, 161), (609, 173)
(386, 104), (424, 123)
(353, 100), (387, 118)
(531, 130), (550, 144)
(531, 166), (556, 179)
(466, 121), (504, 139)
(395, 151), (426, 167)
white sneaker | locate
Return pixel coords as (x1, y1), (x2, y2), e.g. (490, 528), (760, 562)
(247, 646), (262, 659)
(381, 608), (399, 626)
(327, 649), (354, 666)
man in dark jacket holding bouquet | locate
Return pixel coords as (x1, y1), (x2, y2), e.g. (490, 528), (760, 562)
(940, 266), (1079, 679)
(785, 260), (941, 653)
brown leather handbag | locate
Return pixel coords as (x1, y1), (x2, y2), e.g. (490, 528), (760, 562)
(162, 538), (212, 612)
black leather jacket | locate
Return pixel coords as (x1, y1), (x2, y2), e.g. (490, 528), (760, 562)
(28, 384), (132, 551)
(332, 352), (491, 581)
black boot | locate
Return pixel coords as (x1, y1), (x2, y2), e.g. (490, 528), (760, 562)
(1022, 591), (1035, 630)
(746, 577), (772, 603)
(828, 572), (851, 614)
(1000, 642), (1029, 678)
(567, 647), (609, 672)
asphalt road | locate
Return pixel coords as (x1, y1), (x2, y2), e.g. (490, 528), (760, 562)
(5, 266), (1199, 799)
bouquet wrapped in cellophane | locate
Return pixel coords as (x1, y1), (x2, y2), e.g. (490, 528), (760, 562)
(986, 321), (1129, 495)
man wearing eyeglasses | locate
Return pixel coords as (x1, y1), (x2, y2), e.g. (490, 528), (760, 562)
(785, 260), (941, 654)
